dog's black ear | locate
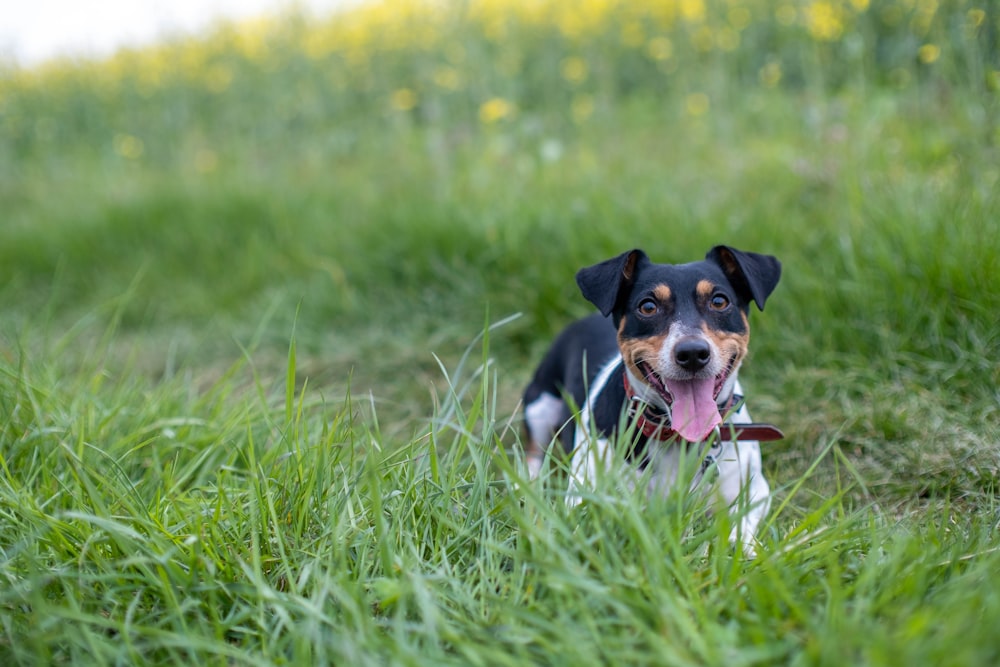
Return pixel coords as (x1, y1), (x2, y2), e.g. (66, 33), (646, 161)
(576, 249), (648, 317)
(706, 245), (781, 311)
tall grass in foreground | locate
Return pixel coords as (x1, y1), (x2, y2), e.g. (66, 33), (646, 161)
(2, 325), (999, 665)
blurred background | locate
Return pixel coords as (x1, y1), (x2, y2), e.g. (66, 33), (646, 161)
(1, 0), (998, 495)
(1, 1), (351, 65)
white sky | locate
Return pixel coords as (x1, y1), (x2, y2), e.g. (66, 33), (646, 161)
(0, 1), (354, 65)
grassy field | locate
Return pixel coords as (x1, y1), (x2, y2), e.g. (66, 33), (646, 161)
(2, 0), (1000, 664)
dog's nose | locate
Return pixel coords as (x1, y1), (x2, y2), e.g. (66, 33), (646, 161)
(674, 337), (712, 371)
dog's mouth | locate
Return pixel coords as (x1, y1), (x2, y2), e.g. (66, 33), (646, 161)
(637, 356), (735, 404)
(636, 355), (736, 442)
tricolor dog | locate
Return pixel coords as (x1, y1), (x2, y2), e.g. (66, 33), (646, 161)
(522, 246), (782, 554)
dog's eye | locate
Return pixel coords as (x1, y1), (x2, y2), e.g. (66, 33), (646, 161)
(710, 294), (730, 311)
(637, 299), (659, 317)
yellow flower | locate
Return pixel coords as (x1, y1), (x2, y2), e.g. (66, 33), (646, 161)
(620, 21), (645, 48)
(113, 134), (144, 160)
(759, 62), (783, 88)
(680, 0), (706, 22)
(433, 66), (462, 91)
(479, 97), (514, 124)
(303, 23), (337, 60)
(986, 70), (1000, 92)
(685, 92), (710, 117)
(692, 26), (714, 52)
(775, 5), (798, 27)
(645, 36), (674, 61)
(390, 88), (419, 111)
(918, 44), (941, 64)
(555, 0), (612, 39)
(717, 27), (740, 52)
(728, 7), (752, 30)
(805, 1), (844, 42)
(560, 57), (588, 85)
(232, 17), (272, 62)
(912, 5), (937, 38)
(484, 16), (508, 42)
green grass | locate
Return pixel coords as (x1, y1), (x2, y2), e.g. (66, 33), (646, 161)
(2, 1), (1000, 664)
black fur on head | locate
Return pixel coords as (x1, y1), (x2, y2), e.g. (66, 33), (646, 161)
(704, 245), (782, 312)
(575, 246), (781, 319)
(575, 249), (648, 320)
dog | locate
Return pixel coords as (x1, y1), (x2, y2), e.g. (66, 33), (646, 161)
(522, 245), (782, 554)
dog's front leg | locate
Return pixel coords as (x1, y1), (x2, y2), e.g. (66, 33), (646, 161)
(715, 440), (770, 557)
(566, 429), (612, 507)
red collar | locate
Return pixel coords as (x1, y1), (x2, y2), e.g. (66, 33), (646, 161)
(623, 372), (783, 443)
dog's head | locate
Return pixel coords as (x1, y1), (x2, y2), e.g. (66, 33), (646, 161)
(575, 245), (781, 441)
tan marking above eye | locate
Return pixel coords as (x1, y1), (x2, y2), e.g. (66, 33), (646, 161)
(696, 280), (715, 298)
(653, 285), (672, 302)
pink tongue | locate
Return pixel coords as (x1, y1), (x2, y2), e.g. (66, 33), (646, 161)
(665, 378), (721, 442)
